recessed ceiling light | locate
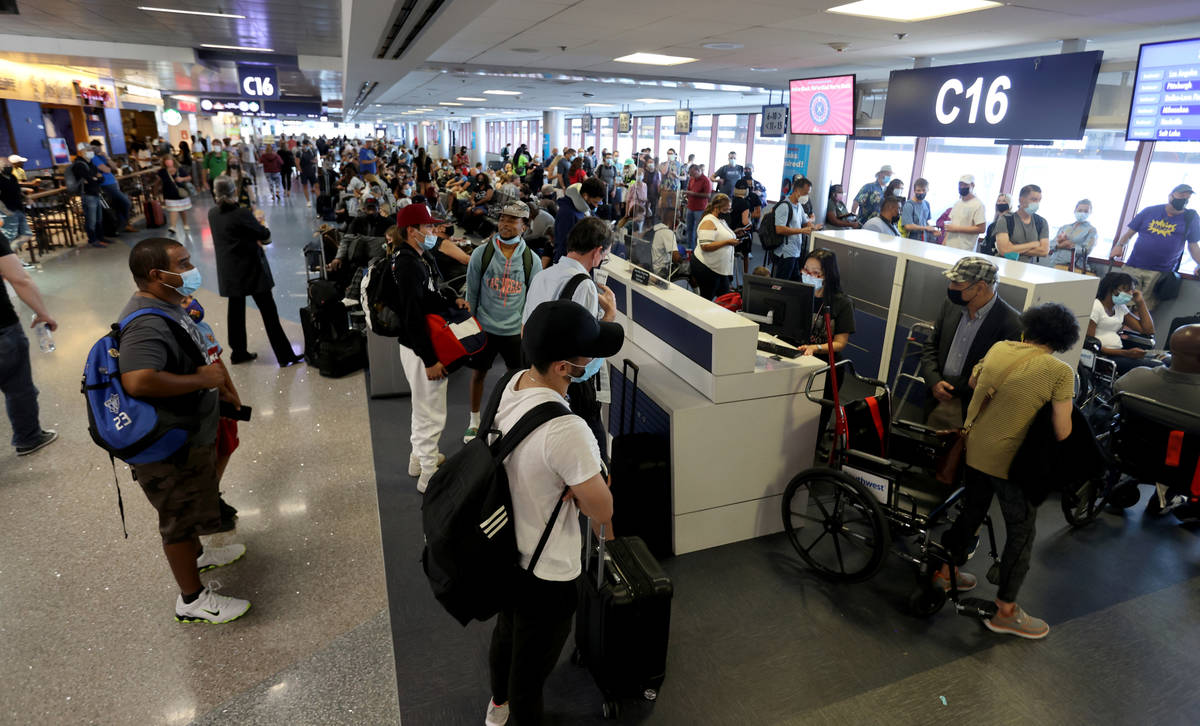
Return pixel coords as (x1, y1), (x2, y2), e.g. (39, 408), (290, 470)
(139, 6), (246, 19)
(510, 48), (539, 53)
(635, 98), (671, 103)
(702, 42), (743, 50)
(438, 101), (463, 106)
(374, 104), (382, 107)
(483, 90), (522, 95)
(456, 97), (486, 102)
(827, 0), (1000, 22)
(750, 67), (778, 72)
(613, 52), (697, 66)
(201, 43), (274, 52)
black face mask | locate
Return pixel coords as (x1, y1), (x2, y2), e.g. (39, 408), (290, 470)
(1170, 197), (1188, 211)
(915, 192), (926, 201)
(958, 185), (971, 198)
(996, 203), (1010, 214)
(947, 284), (978, 306)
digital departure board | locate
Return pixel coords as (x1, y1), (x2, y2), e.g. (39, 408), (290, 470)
(1128, 37), (1200, 142)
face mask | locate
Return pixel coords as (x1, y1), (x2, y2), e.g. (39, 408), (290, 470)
(1170, 197), (1188, 211)
(668, 154), (676, 160)
(996, 203), (1010, 214)
(729, 157), (736, 163)
(83, 151), (95, 160)
(881, 176), (891, 186)
(801, 273), (823, 291)
(1074, 211), (1090, 222)
(797, 194), (809, 204)
(498, 233), (520, 244)
(1112, 292), (1133, 306)
(159, 268), (202, 296)
(568, 357), (604, 383)
(947, 286), (972, 306)
(422, 233), (438, 250)
(1023, 202), (1039, 214)
(894, 189), (905, 198)
(915, 192), (926, 201)
(959, 185), (971, 198)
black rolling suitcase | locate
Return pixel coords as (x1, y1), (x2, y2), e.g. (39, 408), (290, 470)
(573, 524), (672, 719)
(300, 238), (366, 378)
(609, 359), (673, 558)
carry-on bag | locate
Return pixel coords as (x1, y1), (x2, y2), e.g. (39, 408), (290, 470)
(573, 523), (673, 719)
(608, 359), (673, 558)
(144, 199), (166, 228)
(424, 307), (487, 369)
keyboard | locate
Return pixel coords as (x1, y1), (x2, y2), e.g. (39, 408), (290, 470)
(757, 340), (803, 359)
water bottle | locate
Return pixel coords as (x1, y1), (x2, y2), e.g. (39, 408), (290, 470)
(32, 315), (55, 353)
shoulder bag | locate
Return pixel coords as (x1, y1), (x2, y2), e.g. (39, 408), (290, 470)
(934, 348), (1044, 484)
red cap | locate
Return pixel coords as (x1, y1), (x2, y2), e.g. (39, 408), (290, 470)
(395, 203), (444, 228)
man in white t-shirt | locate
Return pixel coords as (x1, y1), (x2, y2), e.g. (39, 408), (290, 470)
(650, 206), (682, 279)
(944, 174), (986, 251)
(485, 299), (619, 726)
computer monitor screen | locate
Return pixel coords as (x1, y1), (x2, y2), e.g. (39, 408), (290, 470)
(789, 75), (856, 136)
(743, 275), (815, 344)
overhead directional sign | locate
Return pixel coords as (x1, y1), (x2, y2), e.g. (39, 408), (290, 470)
(237, 64), (279, 100)
(882, 51), (1103, 140)
(760, 104), (788, 137)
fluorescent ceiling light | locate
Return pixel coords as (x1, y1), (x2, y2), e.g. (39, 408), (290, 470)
(139, 6), (245, 19)
(483, 90), (522, 95)
(547, 106), (572, 110)
(826, 0), (1001, 22)
(635, 98), (671, 103)
(613, 52), (696, 66)
(438, 101), (463, 106)
(584, 103), (615, 108)
(457, 97), (486, 101)
(201, 43), (274, 52)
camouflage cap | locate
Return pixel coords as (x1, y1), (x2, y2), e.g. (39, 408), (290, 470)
(943, 256), (998, 285)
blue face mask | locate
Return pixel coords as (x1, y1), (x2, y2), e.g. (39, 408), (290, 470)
(160, 268), (202, 296)
(568, 358), (604, 383)
(801, 273), (823, 291)
(1074, 211), (1089, 222)
(422, 234), (438, 250)
(1112, 292), (1133, 306)
(1024, 202), (1039, 214)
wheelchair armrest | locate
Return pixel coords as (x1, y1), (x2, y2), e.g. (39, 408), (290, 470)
(1121, 331), (1155, 349)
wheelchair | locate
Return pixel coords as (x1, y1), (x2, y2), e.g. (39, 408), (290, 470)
(780, 359), (1001, 619)
(1060, 391), (1200, 527)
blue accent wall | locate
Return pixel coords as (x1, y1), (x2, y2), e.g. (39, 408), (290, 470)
(607, 277), (627, 315)
(608, 364), (671, 438)
(104, 107), (126, 156)
(3, 100), (51, 170)
(845, 308), (887, 379)
(630, 290), (712, 371)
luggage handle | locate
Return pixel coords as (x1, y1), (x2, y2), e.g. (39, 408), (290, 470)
(620, 359), (640, 436)
(583, 518), (607, 590)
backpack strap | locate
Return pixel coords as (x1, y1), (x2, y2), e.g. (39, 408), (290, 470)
(521, 246), (534, 282)
(477, 240), (496, 297)
(118, 307), (205, 365)
(478, 368), (522, 435)
(559, 272), (592, 302)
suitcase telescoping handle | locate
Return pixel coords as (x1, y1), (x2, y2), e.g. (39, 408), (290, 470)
(620, 359), (639, 437)
(584, 518), (607, 590)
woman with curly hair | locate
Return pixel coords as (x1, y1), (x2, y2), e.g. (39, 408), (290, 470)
(935, 302), (1078, 641)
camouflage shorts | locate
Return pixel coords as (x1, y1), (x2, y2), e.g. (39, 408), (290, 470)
(131, 445), (221, 544)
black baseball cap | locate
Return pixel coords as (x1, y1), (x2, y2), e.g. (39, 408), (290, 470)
(523, 300), (624, 365)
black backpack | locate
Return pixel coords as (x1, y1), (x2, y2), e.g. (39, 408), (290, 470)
(421, 370), (574, 625)
(360, 252), (403, 337)
(758, 199), (792, 251)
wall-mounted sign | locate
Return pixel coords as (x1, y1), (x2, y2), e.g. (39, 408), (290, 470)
(674, 109), (693, 136)
(74, 81), (112, 106)
(0, 59), (116, 108)
(760, 104), (788, 137)
(581, 113), (593, 128)
(882, 51), (1103, 140)
(618, 112), (631, 134)
(199, 98), (263, 115)
(237, 65), (279, 100)
(790, 75), (855, 136)
(163, 109), (183, 126)
(48, 137), (71, 165)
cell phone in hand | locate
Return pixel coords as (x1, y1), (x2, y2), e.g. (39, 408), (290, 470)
(219, 402), (252, 421)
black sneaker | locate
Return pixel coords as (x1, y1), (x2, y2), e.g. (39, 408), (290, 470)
(211, 496), (239, 533)
(16, 430), (58, 456)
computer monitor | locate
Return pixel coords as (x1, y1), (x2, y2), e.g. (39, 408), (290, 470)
(743, 275), (815, 345)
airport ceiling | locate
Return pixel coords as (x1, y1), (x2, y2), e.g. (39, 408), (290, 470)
(3, 1), (1200, 121)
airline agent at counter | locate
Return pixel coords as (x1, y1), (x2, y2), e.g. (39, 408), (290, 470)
(796, 248), (855, 357)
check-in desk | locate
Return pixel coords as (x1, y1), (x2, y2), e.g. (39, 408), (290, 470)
(809, 230), (1100, 390)
(600, 258), (825, 555)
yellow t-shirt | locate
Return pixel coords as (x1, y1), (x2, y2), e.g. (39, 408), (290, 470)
(12, 167), (27, 182)
(964, 340), (1074, 479)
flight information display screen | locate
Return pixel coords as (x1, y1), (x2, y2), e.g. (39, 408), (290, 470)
(1128, 36), (1200, 142)
(789, 75), (856, 135)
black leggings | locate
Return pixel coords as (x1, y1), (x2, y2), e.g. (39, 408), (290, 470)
(488, 569), (577, 724)
(942, 466), (1038, 603)
(691, 257), (731, 300)
(281, 166), (294, 192)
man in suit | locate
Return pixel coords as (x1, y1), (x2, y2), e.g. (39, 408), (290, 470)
(920, 257), (1022, 429)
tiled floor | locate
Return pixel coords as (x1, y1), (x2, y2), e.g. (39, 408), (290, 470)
(1, 192), (397, 725)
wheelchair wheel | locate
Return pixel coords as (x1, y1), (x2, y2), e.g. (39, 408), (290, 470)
(907, 583), (948, 618)
(1061, 477), (1103, 528)
(781, 468), (889, 583)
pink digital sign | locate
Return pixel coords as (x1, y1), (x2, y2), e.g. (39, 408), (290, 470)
(789, 75), (856, 135)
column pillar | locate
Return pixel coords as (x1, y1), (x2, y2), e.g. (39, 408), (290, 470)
(471, 116), (486, 165)
(782, 133), (837, 219)
(542, 110), (563, 159)
(437, 120), (450, 159)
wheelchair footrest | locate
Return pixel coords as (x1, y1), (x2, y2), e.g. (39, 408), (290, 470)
(955, 597), (998, 620)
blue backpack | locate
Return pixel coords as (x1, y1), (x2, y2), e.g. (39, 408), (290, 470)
(82, 308), (205, 536)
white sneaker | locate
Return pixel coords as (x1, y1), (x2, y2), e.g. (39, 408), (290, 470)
(408, 452), (446, 477)
(175, 582), (251, 624)
(484, 700), (509, 726)
(197, 543), (247, 572)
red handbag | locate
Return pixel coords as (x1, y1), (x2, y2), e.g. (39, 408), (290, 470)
(425, 308), (487, 368)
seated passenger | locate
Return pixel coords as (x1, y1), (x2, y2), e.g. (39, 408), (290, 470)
(920, 257), (1021, 430)
(862, 197), (902, 237)
(825, 184), (861, 229)
(347, 199), (392, 237)
(1089, 272), (1160, 375)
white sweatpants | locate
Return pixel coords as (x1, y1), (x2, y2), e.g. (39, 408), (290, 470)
(399, 343), (448, 474)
